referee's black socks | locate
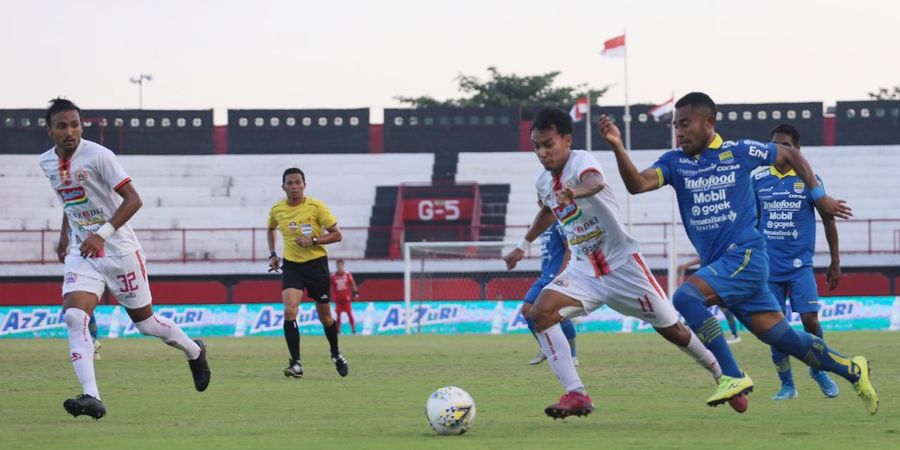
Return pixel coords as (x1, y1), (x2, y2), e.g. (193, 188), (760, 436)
(284, 320), (301, 363)
(324, 322), (340, 357)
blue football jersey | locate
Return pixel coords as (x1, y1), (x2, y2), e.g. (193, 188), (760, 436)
(753, 167), (822, 281)
(539, 222), (567, 278)
(653, 134), (778, 265)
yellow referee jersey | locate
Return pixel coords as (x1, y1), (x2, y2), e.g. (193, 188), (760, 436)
(267, 196), (337, 263)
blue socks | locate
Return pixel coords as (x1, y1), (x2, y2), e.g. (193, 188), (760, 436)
(757, 320), (859, 383)
(672, 283), (743, 378)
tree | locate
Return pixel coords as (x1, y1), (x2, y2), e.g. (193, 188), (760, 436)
(395, 66), (609, 118)
(868, 86), (900, 100)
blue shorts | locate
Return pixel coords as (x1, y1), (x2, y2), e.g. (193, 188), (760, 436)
(694, 243), (781, 317)
(769, 269), (820, 315)
(523, 276), (555, 305)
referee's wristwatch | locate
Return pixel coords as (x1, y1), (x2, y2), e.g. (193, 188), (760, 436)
(312, 237), (319, 245)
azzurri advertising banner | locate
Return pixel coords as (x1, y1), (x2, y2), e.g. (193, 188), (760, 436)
(1, 297), (899, 339)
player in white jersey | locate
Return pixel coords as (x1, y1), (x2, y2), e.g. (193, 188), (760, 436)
(39, 98), (210, 420)
(503, 108), (739, 419)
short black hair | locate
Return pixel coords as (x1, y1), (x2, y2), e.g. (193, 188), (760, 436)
(45, 97), (80, 125)
(675, 92), (717, 117)
(282, 167), (305, 184)
(531, 107), (573, 136)
(336, 259), (345, 264)
(770, 123), (800, 147)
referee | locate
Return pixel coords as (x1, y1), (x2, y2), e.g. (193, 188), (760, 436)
(267, 167), (348, 378)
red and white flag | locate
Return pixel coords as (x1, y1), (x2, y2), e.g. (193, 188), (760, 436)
(601, 34), (625, 58)
(569, 97), (589, 122)
(648, 97), (674, 120)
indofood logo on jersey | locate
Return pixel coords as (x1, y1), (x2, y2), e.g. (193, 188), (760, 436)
(57, 186), (88, 207)
(763, 199), (802, 211)
(0, 308), (65, 335)
(379, 304), (460, 331)
(684, 172), (735, 190)
(553, 202), (582, 225)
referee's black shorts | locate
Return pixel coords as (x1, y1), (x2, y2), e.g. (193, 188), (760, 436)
(281, 256), (331, 303)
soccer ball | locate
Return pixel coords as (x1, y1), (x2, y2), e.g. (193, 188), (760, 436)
(425, 386), (476, 435)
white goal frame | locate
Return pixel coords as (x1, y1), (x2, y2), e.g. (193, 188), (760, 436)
(402, 239), (676, 335)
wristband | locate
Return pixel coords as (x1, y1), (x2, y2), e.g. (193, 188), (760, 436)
(269, 251), (277, 258)
(312, 237), (319, 245)
(95, 223), (115, 240)
(810, 185), (826, 202)
(516, 238), (531, 252)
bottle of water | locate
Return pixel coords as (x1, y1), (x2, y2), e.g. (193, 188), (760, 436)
(491, 301), (505, 334)
(234, 304), (248, 337)
(108, 306), (121, 339)
(362, 302), (376, 336)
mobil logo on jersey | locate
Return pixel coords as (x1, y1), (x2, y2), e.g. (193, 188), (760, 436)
(57, 186), (88, 207)
(0, 308), (65, 336)
(684, 172), (735, 191)
(552, 201), (582, 225)
(379, 304), (461, 331)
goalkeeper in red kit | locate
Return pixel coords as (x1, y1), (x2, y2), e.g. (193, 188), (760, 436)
(330, 259), (359, 334)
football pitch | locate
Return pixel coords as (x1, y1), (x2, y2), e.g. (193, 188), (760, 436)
(1, 332), (898, 449)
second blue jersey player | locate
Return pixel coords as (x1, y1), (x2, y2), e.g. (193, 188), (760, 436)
(754, 123), (841, 400)
(521, 218), (577, 366)
(600, 92), (878, 415)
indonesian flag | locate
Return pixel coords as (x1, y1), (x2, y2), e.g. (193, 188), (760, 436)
(569, 97), (589, 122)
(601, 34), (625, 58)
(648, 97), (674, 120)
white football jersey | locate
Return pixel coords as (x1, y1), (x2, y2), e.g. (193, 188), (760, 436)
(39, 139), (142, 256)
(536, 150), (640, 277)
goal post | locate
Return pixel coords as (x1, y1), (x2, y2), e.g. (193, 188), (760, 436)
(402, 239), (676, 335)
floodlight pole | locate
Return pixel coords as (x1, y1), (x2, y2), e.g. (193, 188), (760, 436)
(129, 73), (153, 109)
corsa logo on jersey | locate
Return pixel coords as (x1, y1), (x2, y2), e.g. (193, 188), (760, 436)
(57, 186), (88, 207)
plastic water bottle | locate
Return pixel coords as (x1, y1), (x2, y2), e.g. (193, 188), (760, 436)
(890, 297), (900, 331)
(234, 304), (248, 337)
(108, 306), (121, 339)
(491, 301), (505, 334)
(362, 302), (376, 336)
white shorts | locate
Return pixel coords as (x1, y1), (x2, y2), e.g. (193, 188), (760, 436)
(63, 250), (152, 309)
(542, 252), (679, 328)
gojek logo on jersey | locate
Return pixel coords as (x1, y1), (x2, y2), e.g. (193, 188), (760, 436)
(250, 305), (320, 334)
(379, 304), (460, 331)
(0, 308), (65, 335)
(553, 202), (582, 225)
(684, 172), (735, 190)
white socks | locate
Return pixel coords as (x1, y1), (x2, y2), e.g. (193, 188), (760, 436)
(134, 315), (201, 360)
(680, 329), (723, 379)
(64, 308), (100, 399)
(538, 323), (584, 392)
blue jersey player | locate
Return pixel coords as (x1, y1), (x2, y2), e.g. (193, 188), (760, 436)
(754, 123), (841, 400)
(599, 92), (877, 415)
(520, 214), (577, 366)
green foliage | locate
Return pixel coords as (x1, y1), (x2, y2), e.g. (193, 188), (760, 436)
(868, 86), (900, 100)
(396, 67), (609, 117)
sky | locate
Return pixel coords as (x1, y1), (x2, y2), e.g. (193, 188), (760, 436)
(2, 0), (898, 124)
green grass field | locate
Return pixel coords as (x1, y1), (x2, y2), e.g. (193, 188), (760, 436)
(1, 332), (898, 449)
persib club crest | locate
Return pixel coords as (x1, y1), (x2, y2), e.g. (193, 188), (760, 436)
(793, 181), (805, 194)
(718, 151), (734, 164)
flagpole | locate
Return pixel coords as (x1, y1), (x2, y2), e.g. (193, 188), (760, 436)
(585, 92), (592, 151)
(623, 27), (633, 234)
(668, 90), (678, 297)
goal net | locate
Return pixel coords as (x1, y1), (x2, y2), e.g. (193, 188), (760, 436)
(402, 239), (676, 335)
